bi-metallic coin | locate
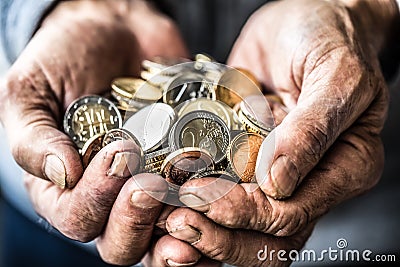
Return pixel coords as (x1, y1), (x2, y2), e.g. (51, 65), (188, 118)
(170, 110), (230, 164)
(64, 95), (122, 149)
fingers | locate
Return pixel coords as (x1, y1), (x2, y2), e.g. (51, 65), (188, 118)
(227, 0), (387, 199)
(0, 74), (82, 189)
(96, 174), (168, 266)
(180, 117), (384, 236)
(259, 48), (384, 199)
(166, 208), (314, 267)
(24, 140), (141, 242)
(142, 235), (203, 267)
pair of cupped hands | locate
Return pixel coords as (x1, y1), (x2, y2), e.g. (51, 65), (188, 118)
(0, 0), (394, 266)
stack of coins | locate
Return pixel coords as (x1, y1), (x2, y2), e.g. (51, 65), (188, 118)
(63, 54), (278, 191)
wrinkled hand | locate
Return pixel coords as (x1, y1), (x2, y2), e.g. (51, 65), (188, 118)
(228, 0), (394, 199)
(141, 202), (313, 267)
(0, 0), (187, 265)
(155, 1), (398, 266)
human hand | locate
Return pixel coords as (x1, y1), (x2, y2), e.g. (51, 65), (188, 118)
(227, 0), (397, 199)
(0, 0), (188, 265)
(141, 206), (313, 267)
(0, 0), (187, 188)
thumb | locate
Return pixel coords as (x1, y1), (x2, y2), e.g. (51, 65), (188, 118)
(256, 50), (381, 199)
(0, 75), (82, 189)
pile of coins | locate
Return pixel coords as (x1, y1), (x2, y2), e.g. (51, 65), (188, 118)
(63, 54), (276, 192)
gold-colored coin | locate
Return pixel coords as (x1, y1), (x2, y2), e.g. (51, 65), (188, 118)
(161, 147), (215, 186)
(227, 132), (264, 183)
(216, 67), (262, 107)
(177, 98), (242, 130)
(140, 70), (172, 87)
(237, 110), (270, 137)
(215, 85), (243, 108)
(81, 133), (105, 169)
(194, 53), (215, 63)
(111, 77), (162, 103)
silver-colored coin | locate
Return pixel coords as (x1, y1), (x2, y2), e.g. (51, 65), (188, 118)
(64, 95), (122, 149)
(102, 128), (145, 173)
(163, 72), (216, 108)
(123, 103), (176, 152)
(189, 170), (238, 183)
(240, 95), (275, 132)
(170, 110), (230, 164)
(145, 147), (172, 165)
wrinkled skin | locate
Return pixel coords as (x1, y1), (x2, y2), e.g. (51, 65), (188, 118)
(1, 1), (189, 266)
(0, 0), (397, 266)
(147, 0), (395, 266)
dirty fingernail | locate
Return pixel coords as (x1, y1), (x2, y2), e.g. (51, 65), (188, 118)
(270, 155), (299, 198)
(131, 190), (166, 208)
(168, 225), (202, 245)
(44, 154), (66, 189)
(166, 259), (197, 267)
(179, 194), (210, 213)
(108, 152), (139, 178)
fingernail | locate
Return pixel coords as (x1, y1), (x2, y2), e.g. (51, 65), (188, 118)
(255, 130), (275, 192)
(270, 155), (299, 198)
(168, 225), (202, 245)
(166, 259), (197, 267)
(131, 190), (166, 208)
(179, 194), (210, 213)
(155, 220), (166, 230)
(44, 154), (66, 189)
(108, 152), (138, 178)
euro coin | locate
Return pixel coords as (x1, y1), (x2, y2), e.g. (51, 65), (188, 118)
(123, 103), (176, 152)
(81, 133), (105, 169)
(240, 95), (275, 132)
(177, 98), (242, 130)
(171, 110), (230, 164)
(161, 147), (215, 186)
(227, 132), (264, 183)
(163, 72), (216, 107)
(64, 95), (122, 149)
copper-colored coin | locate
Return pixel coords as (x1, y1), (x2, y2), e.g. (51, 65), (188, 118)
(81, 133), (105, 169)
(227, 132), (264, 183)
(102, 128), (144, 173)
(161, 147), (215, 186)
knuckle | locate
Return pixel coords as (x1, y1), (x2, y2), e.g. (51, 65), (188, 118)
(205, 231), (236, 262)
(290, 120), (329, 163)
(57, 217), (96, 242)
(267, 202), (310, 237)
(56, 205), (99, 242)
